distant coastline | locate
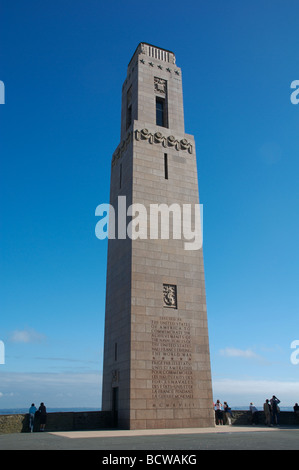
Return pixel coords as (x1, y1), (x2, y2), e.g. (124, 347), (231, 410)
(0, 406), (295, 415)
(0, 407), (100, 415)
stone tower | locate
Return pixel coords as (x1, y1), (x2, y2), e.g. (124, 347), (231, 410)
(101, 43), (214, 429)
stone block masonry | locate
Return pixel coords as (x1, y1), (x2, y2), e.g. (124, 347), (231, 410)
(0, 411), (113, 434)
(101, 43), (214, 429)
(0, 410), (298, 434)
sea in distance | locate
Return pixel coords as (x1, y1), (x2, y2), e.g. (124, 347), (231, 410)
(0, 407), (100, 415)
(0, 406), (295, 415)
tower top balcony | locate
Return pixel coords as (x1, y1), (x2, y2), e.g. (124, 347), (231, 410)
(128, 42), (176, 69)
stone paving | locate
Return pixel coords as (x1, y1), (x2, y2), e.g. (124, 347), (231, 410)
(1, 425), (299, 451)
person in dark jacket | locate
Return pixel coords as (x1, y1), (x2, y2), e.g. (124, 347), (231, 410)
(270, 396), (280, 425)
(38, 402), (47, 431)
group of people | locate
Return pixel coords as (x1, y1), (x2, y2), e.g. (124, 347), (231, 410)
(261, 395), (280, 426)
(214, 395), (282, 426)
(213, 400), (232, 425)
(28, 402), (47, 432)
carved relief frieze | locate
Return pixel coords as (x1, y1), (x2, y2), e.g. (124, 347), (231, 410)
(111, 131), (133, 167)
(112, 128), (193, 167)
(135, 128), (193, 154)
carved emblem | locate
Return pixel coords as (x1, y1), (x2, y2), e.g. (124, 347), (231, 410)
(154, 77), (167, 95)
(163, 284), (177, 308)
(180, 138), (189, 150)
(141, 128), (150, 139)
(154, 131), (163, 143)
(167, 135), (176, 146)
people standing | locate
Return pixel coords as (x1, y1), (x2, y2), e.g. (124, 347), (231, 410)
(270, 395), (280, 425)
(38, 402), (47, 431)
(223, 402), (232, 425)
(28, 403), (37, 432)
(293, 403), (299, 423)
(249, 402), (259, 424)
(263, 399), (271, 426)
(214, 400), (224, 425)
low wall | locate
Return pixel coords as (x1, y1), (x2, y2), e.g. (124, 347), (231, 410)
(222, 410), (299, 426)
(0, 410), (113, 434)
(0, 410), (298, 434)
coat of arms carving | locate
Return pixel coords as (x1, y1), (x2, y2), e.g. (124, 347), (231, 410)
(163, 284), (177, 308)
(154, 77), (167, 95)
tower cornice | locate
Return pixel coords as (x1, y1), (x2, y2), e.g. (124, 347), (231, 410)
(128, 42), (176, 69)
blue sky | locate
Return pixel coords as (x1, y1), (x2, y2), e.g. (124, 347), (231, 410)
(0, 0), (299, 410)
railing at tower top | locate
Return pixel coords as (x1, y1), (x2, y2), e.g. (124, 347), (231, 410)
(142, 43), (176, 64)
(148, 45), (169, 62)
(128, 43), (176, 68)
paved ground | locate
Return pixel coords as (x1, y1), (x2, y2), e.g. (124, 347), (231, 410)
(1, 425), (299, 451)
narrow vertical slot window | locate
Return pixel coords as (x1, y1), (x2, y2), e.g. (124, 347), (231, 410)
(126, 86), (132, 130)
(164, 153), (168, 180)
(156, 97), (167, 127)
(126, 105), (132, 129)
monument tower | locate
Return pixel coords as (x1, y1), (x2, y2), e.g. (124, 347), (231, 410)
(101, 43), (214, 429)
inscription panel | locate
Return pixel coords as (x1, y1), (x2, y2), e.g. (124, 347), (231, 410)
(151, 317), (193, 400)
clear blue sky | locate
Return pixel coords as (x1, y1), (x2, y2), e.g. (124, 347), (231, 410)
(1, 0), (299, 410)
